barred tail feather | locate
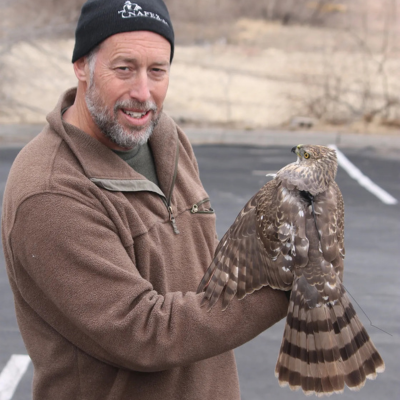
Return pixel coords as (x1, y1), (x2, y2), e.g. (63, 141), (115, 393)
(332, 286), (385, 389)
(275, 283), (384, 396)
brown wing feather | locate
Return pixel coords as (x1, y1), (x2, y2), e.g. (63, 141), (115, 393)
(312, 181), (345, 281)
(258, 181), (309, 277)
(197, 192), (257, 309)
(334, 182), (345, 279)
(197, 178), (309, 310)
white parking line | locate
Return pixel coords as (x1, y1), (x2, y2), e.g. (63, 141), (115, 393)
(329, 144), (398, 205)
(0, 355), (31, 400)
(251, 170), (277, 176)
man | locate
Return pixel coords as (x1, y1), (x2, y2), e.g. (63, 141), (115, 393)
(1, 1), (288, 399)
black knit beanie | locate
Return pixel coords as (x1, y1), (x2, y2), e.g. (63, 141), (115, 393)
(72, 0), (174, 63)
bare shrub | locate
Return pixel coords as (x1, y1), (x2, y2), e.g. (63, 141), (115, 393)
(289, 0), (400, 130)
(167, 0), (357, 44)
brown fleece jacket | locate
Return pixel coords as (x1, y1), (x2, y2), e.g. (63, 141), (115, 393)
(1, 88), (288, 400)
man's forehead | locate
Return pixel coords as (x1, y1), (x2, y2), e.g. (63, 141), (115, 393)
(105, 30), (170, 44)
(98, 31), (171, 63)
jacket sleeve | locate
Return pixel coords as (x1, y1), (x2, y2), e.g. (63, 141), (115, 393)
(10, 192), (288, 373)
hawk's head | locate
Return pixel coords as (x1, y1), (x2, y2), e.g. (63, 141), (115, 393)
(291, 144), (336, 164)
(276, 144), (338, 195)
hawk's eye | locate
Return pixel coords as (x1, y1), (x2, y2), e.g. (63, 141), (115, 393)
(304, 152), (310, 159)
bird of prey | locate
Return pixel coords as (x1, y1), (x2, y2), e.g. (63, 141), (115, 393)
(197, 144), (385, 396)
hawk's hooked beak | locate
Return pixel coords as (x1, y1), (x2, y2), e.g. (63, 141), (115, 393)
(291, 146), (297, 154)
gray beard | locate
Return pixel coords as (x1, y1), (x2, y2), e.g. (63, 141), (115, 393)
(85, 82), (161, 149)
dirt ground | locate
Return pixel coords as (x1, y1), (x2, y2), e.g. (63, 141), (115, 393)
(1, 17), (399, 135)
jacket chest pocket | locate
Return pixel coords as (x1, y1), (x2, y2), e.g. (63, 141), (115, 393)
(190, 198), (215, 215)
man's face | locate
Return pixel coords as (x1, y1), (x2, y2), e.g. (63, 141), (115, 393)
(84, 31), (171, 149)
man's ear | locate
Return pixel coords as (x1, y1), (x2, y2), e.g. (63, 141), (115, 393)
(73, 57), (89, 83)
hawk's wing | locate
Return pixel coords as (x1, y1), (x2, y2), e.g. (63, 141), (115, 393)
(197, 179), (309, 310)
(313, 181), (345, 281)
(334, 182), (345, 279)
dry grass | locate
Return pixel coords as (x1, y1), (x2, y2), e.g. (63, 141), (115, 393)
(3, 0), (393, 48)
(1, 0), (399, 132)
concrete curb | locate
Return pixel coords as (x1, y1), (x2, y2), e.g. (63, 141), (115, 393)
(1, 124), (399, 149)
(184, 128), (400, 149)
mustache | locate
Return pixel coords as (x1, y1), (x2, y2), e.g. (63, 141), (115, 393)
(114, 99), (157, 113)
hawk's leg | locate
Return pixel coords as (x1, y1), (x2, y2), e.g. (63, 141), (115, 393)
(299, 191), (321, 242)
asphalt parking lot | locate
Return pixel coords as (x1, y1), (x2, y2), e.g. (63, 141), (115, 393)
(0, 140), (399, 400)
(194, 143), (399, 400)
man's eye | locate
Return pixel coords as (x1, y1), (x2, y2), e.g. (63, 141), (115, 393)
(117, 67), (130, 71)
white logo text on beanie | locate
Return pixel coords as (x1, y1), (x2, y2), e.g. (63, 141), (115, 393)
(118, 1), (169, 26)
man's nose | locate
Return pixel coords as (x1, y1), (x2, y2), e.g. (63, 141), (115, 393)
(129, 71), (151, 103)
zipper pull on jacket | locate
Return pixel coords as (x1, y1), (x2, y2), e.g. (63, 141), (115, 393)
(168, 206), (180, 234)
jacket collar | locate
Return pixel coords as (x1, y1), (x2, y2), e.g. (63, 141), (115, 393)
(46, 88), (179, 198)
